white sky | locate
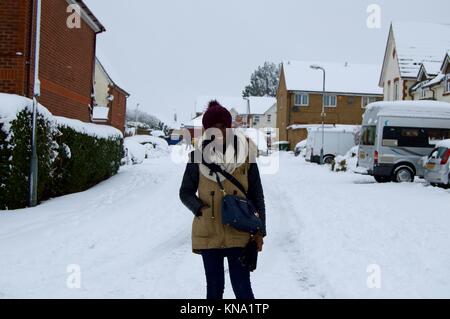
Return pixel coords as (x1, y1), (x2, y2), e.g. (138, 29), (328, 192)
(84, 0), (450, 125)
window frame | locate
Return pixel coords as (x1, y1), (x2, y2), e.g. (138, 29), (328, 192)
(393, 80), (400, 100)
(421, 87), (428, 99)
(324, 94), (337, 108)
(445, 74), (450, 93)
(294, 93), (309, 107)
(361, 96), (378, 108)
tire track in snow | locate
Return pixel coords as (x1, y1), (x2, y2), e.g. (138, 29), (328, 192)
(260, 160), (334, 298)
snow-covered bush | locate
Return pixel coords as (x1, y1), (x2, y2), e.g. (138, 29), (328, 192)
(0, 94), (123, 210)
(331, 146), (359, 173)
(331, 156), (348, 172)
(0, 108), (54, 209)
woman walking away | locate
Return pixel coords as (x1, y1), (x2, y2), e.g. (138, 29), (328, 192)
(179, 100), (266, 300)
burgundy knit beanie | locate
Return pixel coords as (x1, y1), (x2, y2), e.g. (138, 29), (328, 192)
(202, 100), (232, 130)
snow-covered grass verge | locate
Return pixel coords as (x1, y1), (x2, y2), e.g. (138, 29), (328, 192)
(0, 93), (123, 210)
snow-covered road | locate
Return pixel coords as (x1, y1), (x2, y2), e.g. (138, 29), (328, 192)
(1, 149), (450, 298)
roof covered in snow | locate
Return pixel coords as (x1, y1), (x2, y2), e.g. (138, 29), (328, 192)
(185, 114), (203, 128)
(96, 52), (130, 96)
(195, 96), (275, 115)
(436, 139), (450, 149)
(364, 101), (450, 121)
(282, 60), (382, 95)
(246, 97), (276, 115)
(391, 21), (450, 79)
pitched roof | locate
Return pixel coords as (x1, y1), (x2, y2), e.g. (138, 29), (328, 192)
(96, 55), (130, 97)
(391, 21), (450, 78)
(282, 60), (382, 95)
(246, 97), (276, 115)
(71, 0), (106, 33)
(195, 96), (275, 115)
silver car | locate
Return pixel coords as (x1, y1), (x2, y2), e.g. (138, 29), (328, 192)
(424, 143), (450, 188)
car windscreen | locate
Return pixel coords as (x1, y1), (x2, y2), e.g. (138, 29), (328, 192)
(429, 147), (449, 159)
(360, 126), (376, 146)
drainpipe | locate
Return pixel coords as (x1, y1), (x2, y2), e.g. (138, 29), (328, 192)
(25, 0), (35, 97)
(29, 0), (42, 207)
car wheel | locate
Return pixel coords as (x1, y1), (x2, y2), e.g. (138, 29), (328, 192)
(393, 166), (414, 183)
(374, 175), (391, 183)
(323, 155), (334, 165)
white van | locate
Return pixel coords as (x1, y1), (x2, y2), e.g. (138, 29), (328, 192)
(305, 125), (359, 164)
(357, 101), (450, 183)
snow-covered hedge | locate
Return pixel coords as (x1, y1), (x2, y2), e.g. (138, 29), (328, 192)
(0, 94), (123, 210)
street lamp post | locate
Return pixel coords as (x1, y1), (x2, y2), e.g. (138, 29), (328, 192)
(134, 103), (140, 135)
(310, 65), (326, 165)
(29, 0), (42, 207)
(243, 97), (251, 128)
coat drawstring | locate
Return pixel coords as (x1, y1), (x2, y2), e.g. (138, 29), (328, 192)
(210, 191), (215, 219)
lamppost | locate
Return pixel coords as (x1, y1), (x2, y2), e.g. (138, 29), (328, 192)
(134, 103), (140, 135)
(29, 0), (42, 207)
(310, 64), (326, 165)
(243, 97), (251, 128)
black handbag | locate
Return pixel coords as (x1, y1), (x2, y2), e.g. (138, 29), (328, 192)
(202, 161), (263, 234)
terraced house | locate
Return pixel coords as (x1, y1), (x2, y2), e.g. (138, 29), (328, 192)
(379, 21), (450, 102)
(0, 0), (128, 131)
(277, 60), (383, 148)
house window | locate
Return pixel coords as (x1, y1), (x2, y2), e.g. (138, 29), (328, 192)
(324, 95), (337, 107)
(393, 80), (400, 100)
(445, 74), (450, 93)
(254, 115), (260, 123)
(347, 96), (355, 105)
(421, 87), (428, 99)
(294, 93), (309, 106)
(267, 114), (272, 123)
(361, 96), (378, 108)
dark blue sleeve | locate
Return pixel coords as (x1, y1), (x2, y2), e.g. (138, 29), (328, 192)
(247, 163), (266, 236)
(179, 154), (204, 217)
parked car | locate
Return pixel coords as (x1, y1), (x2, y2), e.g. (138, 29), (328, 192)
(305, 125), (359, 164)
(357, 101), (450, 183)
(423, 140), (450, 188)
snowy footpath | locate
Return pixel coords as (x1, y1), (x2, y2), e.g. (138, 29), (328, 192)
(1, 149), (450, 298)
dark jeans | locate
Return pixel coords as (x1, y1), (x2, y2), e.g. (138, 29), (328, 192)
(201, 248), (255, 300)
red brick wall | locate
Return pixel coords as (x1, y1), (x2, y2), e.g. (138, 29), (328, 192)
(109, 86), (127, 133)
(37, 0), (96, 122)
(0, 0), (32, 95)
(1, 0), (98, 123)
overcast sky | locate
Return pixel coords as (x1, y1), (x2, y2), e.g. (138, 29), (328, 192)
(84, 0), (450, 125)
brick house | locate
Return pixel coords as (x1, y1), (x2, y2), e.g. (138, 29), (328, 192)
(277, 60), (383, 148)
(0, 0), (105, 122)
(93, 57), (129, 132)
(379, 21), (450, 102)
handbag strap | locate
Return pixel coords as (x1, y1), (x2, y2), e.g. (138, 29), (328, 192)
(202, 160), (248, 198)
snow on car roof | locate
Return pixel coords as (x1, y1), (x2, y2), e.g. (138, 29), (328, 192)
(366, 101), (450, 119)
(282, 60), (382, 95)
(436, 139), (450, 149)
